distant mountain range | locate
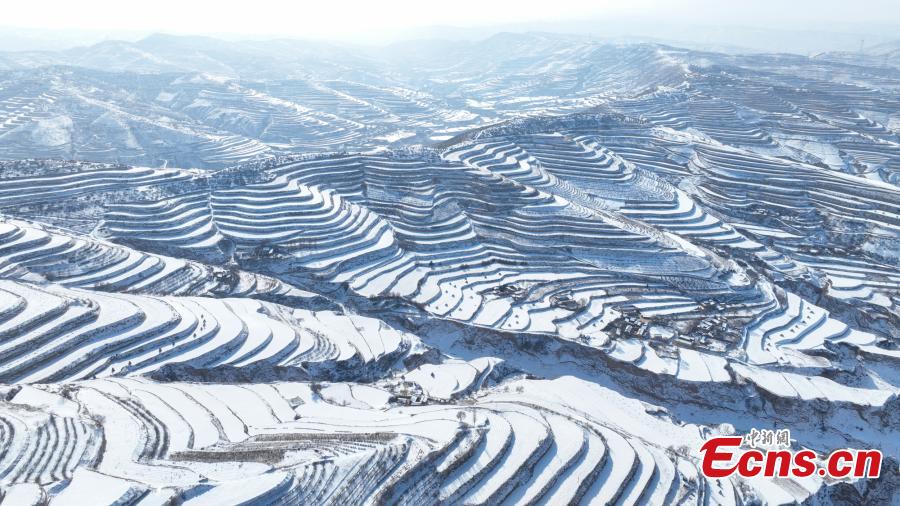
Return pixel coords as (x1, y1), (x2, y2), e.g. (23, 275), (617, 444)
(0, 32), (897, 181)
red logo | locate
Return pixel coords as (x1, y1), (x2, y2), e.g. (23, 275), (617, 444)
(700, 436), (882, 479)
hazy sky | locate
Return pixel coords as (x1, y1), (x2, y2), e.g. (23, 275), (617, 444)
(4, 0), (899, 38)
(1, 0), (898, 54)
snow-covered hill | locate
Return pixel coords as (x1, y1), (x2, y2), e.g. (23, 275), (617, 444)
(1, 33), (898, 178)
(0, 33), (898, 505)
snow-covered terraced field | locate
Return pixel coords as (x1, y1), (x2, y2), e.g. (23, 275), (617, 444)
(0, 277), (413, 384)
(0, 375), (830, 505)
(2, 116), (890, 384)
(0, 217), (308, 301)
(0, 32), (899, 505)
(0, 164), (192, 210)
(1, 114), (898, 504)
(101, 151), (770, 350)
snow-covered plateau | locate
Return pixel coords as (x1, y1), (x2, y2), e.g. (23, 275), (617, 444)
(0, 32), (899, 505)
